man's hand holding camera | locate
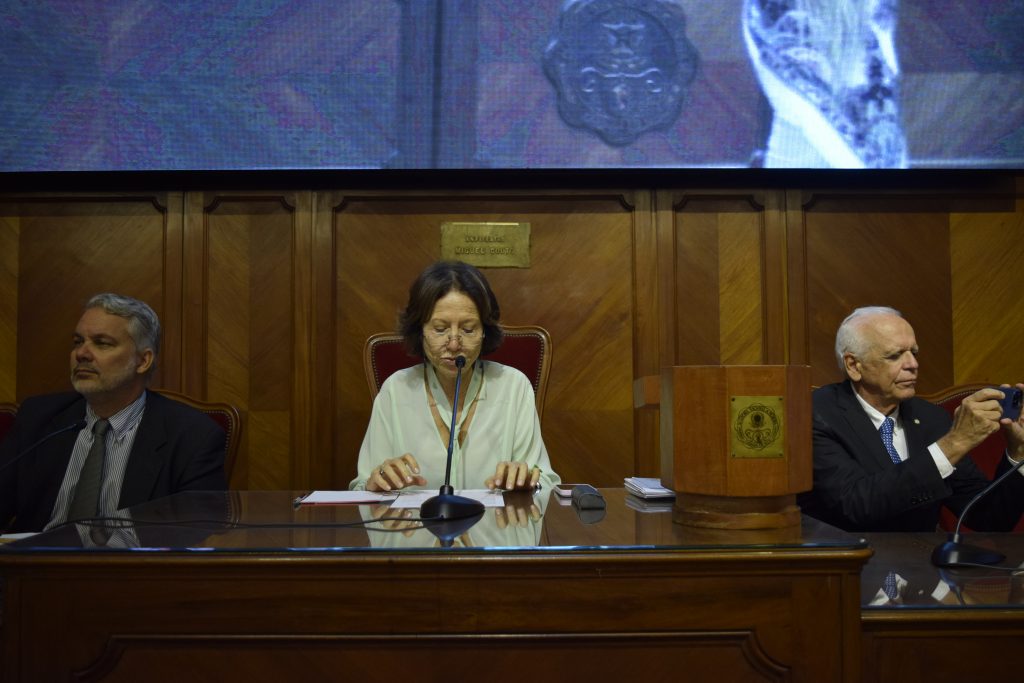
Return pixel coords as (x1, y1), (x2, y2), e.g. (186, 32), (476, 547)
(941, 384), (1024, 465)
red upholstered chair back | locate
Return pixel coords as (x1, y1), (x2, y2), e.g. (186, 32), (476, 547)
(0, 402), (17, 445)
(363, 325), (552, 422)
(918, 384), (1021, 533)
(153, 390), (243, 482)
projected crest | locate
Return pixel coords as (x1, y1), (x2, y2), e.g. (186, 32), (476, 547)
(543, 0), (699, 146)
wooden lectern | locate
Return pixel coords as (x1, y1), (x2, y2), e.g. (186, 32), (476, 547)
(660, 365), (812, 529)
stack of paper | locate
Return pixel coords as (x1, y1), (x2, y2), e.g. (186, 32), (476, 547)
(624, 477), (675, 499)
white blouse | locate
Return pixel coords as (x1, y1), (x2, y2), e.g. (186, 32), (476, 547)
(350, 360), (559, 492)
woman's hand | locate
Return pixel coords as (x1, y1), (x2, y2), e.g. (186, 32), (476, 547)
(368, 504), (421, 536)
(485, 461), (540, 491)
(494, 500), (541, 530)
(367, 453), (426, 492)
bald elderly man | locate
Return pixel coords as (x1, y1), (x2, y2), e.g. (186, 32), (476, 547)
(799, 306), (1024, 532)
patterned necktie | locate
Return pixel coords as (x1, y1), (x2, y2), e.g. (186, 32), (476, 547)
(883, 571), (900, 600)
(879, 417), (901, 464)
(67, 419), (110, 522)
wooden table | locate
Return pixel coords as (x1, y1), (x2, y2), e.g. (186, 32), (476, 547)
(1, 489), (870, 682)
(860, 531), (1024, 683)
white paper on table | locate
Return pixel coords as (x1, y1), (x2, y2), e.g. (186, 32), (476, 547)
(298, 490), (398, 505)
(389, 489), (506, 509)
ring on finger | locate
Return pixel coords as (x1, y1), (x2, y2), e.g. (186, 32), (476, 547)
(379, 467), (386, 476)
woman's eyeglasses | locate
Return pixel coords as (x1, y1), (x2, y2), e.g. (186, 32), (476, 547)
(425, 327), (483, 345)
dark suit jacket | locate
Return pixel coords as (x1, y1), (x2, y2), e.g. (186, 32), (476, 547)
(798, 381), (1024, 532)
(0, 390), (227, 533)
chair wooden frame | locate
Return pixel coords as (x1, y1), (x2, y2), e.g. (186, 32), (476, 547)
(153, 390), (243, 482)
(363, 324), (552, 422)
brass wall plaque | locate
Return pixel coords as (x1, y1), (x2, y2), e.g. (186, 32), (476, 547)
(730, 395), (785, 458)
(440, 222), (530, 268)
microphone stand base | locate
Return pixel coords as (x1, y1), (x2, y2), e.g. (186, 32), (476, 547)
(931, 539), (1006, 568)
(420, 494), (485, 547)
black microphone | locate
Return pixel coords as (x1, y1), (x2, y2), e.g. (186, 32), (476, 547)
(420, 355), (485, 545)
(0, 420), (87, 474)
(931, 454), (1024, 567)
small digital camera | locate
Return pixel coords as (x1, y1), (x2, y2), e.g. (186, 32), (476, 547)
(994, 386), (1023, 421)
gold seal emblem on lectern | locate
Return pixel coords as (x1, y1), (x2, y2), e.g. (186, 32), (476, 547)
(731, 396), (784, 458)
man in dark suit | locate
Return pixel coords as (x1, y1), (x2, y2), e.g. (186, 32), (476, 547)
(799, 306), (1024, 532)
(0, 293), (226, 534)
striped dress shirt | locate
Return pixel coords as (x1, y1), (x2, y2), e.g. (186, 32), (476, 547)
(45, 393), (146, 531)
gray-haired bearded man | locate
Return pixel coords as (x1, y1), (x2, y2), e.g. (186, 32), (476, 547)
(1, 293), (226, 533)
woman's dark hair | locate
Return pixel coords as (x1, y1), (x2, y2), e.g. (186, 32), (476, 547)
(398, 261), (503, 358)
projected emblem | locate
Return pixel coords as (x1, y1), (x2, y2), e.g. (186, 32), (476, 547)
(731, 396), (784, 458)
(543, 0), (699, 146)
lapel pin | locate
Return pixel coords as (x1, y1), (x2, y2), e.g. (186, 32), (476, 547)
(913, 418), (920, 425)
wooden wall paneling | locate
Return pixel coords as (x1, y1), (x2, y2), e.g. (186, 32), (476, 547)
(718, 199), (766, 365)
(647, 191), (777, 484)
(196, 193), (301, 490)
(4, 195), (170, 400)
(673, 193), (769, 367)
(653, 190), (679, 370)
(0, 206), (18, 403)
(950, 193), (1024, 384)
(673, 196), (721, 365)
(308, 191), (338, 488)
(633, 188), (684, 481)
(290, 191), (318, 488)
(331, 192), (636, 489)
(630, 190), (660, 476)
(494, 194), (633, 498)
(182, 192), (210, 396)
(159, 192), (185, 392)
(803, 194), (954, 393)
(784, 189), (810, 366)
(761, 190), (788, 365)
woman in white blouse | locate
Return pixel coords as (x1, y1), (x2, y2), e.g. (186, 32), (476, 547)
(350, 261), (559, 494)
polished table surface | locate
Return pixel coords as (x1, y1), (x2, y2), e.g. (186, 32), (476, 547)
(2, 488), (863, 554)
(860, 531), (1024, 610)
(857, 531), (1024, 683)
(9, 489), (1024, 611)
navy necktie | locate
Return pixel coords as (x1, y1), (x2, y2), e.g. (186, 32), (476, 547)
(879, 417), (901, 464)
(883, 571), (900, 600)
